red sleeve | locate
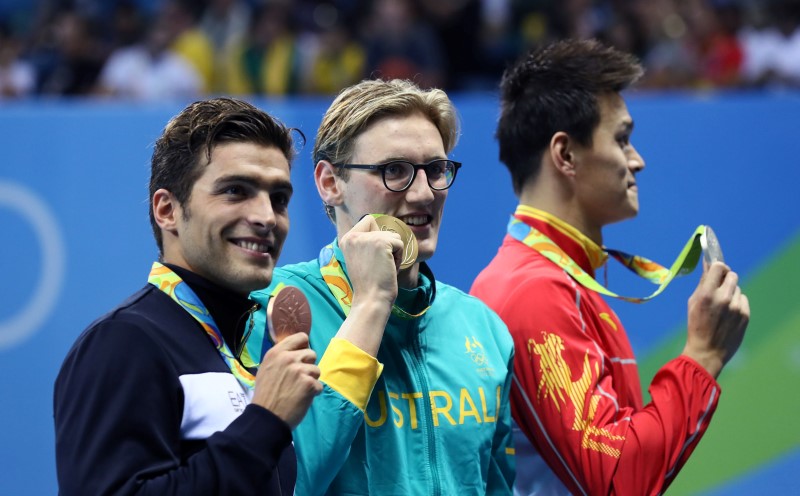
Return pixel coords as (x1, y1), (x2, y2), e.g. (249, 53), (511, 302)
(503, 274), (720, 496)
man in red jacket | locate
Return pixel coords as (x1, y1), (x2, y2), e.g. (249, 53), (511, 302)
(470, 39), (750, 495)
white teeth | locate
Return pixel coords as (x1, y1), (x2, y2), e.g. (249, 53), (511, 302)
(237, 241), (269, 253)
(402, 216), (428, 226)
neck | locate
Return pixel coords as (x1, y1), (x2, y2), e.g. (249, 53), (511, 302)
(398, 264), (420, 289)
(519, 184), (603, 247)
(163, 263), (256, 348)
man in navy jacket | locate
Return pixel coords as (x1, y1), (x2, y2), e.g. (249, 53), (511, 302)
(54, 97), (322, 495)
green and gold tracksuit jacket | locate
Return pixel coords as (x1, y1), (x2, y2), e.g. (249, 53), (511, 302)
(249, 240), (515, 495)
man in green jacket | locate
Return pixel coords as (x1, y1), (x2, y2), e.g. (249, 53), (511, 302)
(248, 79), (515, 495)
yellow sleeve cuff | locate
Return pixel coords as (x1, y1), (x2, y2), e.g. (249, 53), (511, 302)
(319, 337), (384, 412)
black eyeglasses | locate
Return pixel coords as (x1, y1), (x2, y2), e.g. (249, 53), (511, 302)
(334, 159), (461, 192)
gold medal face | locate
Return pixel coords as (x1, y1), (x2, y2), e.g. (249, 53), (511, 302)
(701, 225), (725, 264)
(267, 285), (312, 343)
(372, 214), (418, 270)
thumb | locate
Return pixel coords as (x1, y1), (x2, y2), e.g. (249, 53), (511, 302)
(274, 331), (310, 351)
(352, 214), (380, 233)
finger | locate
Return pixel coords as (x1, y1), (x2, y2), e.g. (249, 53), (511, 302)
(304, 363), (321, 381)
(725, 285), (743, 313)
(298, 348), (318, 364)
(717, 269), (740, 301)
(350, 214), (380, 233)
(274, 331), (310, 350)
(307, 375), (324, 395)
(361, 230), (403, 268)
(387, 234), (404, 269)
(739, 293), (751, 322)
(700, 261), (730, 290)
(372, 229), (401, 246)
(294, 364), (322, 388)
(732, 284), (742, 302)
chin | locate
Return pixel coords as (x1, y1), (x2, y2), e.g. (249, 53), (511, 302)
(416, 242), (437, 263)
(235, 270), (273, 294)
(619, 201), (639, 220)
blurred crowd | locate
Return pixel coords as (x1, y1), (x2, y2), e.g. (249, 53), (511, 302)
(1, 0), (799, 101)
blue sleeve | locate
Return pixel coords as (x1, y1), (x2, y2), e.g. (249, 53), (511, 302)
(487, 347), (516, 495)
(293, 385), (363, 495)
(294, 338), (383, 496)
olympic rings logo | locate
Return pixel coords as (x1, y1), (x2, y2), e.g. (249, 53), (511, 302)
(0, 181), (65, 350)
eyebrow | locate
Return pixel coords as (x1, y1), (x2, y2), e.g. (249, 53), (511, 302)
(373, 156), (449, 164)
(214, 174), (293, 194)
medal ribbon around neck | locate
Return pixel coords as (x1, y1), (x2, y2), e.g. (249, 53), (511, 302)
(148, 262), (255, 389)
(507, 218), (708, 303)
(318, 243), (431, 320)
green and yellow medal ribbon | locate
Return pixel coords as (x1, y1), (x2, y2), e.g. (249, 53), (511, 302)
(507, 218), (707, 303)
(148, 262), (256, 389)
(318, 241), (431, 319)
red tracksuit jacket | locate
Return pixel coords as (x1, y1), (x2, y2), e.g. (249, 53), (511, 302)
(471, 208), (719, 496)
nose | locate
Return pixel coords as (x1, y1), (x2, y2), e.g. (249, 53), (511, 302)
(628, 144), (645, 173)
(404, 168), (435, 204)
(248, 193), (277, 232)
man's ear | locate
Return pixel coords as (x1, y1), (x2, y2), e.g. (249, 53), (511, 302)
(314, 160), (343, 207)
(152, 189), (180, 235)
(549, 131), (577, 178)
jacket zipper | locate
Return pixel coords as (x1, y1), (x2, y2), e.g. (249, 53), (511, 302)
(410, 332), (441, 496)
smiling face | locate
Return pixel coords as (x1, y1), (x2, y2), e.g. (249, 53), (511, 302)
(331, 112), (449, 263)
(572, 92), (645, 231)
(155, 142), (291, 295)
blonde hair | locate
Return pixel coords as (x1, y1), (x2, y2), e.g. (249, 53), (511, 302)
(314, 79), (460, 167)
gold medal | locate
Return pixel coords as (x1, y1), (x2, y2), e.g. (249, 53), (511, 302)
(701, 225), (725, 264)
(372, 214), (418, 270)
(267, 285), (312, 343)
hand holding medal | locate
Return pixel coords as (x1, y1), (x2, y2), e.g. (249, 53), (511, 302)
(371, 214), (418, 269)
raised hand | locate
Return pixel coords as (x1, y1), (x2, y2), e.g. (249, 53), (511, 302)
(335, 215), (404, 356)
(682, 261), (750, 378)
(252, 332), (322, 429)
(340, 215), (404, 309)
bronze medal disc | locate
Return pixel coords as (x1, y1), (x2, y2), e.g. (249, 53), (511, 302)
(373, 214), (418, 270)
(267, 285), (312, 343)
(701, 225), (725, 265)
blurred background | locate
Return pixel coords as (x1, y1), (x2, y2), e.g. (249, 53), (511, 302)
(0, 0), (800, 99)
(1, 0), (798, 494)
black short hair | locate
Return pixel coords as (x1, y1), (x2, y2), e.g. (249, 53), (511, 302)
(496, 39), (643, 194)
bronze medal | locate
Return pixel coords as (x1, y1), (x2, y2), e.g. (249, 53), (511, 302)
(701, 225), (725, 265)
(372, 214), (418, 270)
(267, 285), (312, 343)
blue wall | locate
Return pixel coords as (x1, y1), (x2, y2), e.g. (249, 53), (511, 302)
(1, 91), (798, 494)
